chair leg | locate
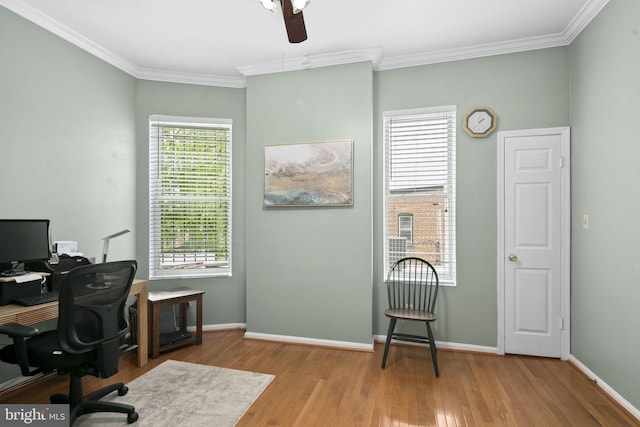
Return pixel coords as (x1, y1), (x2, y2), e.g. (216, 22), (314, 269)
(71, 400), (137, 425)
(426, 322), (439, 377)
(381, 318), (397, 369)
(84, 382), (126, 402)
(59, 374), (138, 425)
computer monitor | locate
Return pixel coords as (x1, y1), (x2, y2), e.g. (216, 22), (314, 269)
(0, 219), (51, 276)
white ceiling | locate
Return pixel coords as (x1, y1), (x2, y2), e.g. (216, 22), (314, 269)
(2, 0), (609, 87)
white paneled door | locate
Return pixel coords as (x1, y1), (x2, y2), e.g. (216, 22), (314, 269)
(498, 127), (570, 359)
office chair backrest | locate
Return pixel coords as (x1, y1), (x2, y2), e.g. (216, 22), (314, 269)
(57, 260), (137, 377)
(386, 257), (439, 313)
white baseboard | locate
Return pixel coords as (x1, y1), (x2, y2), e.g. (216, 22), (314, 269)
(195, 328), (498, 354)
(433, 341), (498, 354)
(568, 355), (640, 422)
(203, 322), (246, 331)
(243, 331), (374, 352)
(372, 334), (498, 354)
(187, 323), (246, 332)
(0, 375), (34, 392)
(242, 332), (497, 354)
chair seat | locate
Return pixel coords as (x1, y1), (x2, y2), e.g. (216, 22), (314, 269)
(384, 308), (437, 322)
(0, 330), (96, 371)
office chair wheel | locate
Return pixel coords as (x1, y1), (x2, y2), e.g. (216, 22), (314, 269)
(127, 411), (139, 423)
(118, 386), (129, 396)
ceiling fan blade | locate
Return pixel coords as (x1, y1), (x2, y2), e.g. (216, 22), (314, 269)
(281, 0), (307, 43)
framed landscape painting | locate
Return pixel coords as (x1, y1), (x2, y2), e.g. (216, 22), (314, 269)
(264, 140), (353, 207)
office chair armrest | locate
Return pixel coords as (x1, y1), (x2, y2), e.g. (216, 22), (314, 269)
(0, 322), (39, 338)
(0, 323), (40, 376)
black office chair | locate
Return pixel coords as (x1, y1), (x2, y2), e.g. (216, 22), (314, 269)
(381, 257), (440, 377)
(0, 260), (139, 425)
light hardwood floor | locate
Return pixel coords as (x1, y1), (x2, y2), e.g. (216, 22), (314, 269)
(1, 330), (638, 426)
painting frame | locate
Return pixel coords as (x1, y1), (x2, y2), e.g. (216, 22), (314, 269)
(263, 140), (354, 207)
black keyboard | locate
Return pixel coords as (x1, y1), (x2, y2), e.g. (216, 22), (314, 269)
(13, 290), (59, 306)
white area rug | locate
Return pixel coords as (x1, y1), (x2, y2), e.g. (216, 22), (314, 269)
(75, 360), (274, 426)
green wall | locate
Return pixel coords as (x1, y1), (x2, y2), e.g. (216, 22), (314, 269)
(245, 63), (374, 345)
(134, 80), (247, 326)
(0, 7), (136, 260)
(0, 7), (136, 382)
(374, 48), (570, 345)
(569, 0), (640, 410)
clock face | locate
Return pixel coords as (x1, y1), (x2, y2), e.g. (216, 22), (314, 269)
(464, 107), (497, 137)
(468, 111), (493, 133)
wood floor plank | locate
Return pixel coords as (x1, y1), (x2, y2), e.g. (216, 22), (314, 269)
(1, 330), (638, 426)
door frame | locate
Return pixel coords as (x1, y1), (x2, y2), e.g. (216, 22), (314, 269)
(497, 127), (571, 360)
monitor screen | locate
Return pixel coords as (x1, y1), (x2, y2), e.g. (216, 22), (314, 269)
(0, 219), (51, 268)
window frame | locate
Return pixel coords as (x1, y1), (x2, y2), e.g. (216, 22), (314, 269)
(382, 105), (456, 285)
(148, 115), (232, 280)
(398, 213), (414, 246)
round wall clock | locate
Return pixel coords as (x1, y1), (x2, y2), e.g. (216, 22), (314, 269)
(463, 107), (497, 138)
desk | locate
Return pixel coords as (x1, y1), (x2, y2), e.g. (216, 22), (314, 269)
(0, 279), (148, 367)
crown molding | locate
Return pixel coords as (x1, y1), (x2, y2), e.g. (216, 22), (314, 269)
(563, 0), (610, 43)
(135, 67), (246, 89)
(1, 0), (246, 88)
(376, 0), (610, 71)
(2, 0), (609, 86)
(376, 34), (565, 71)
(236, 47), (383, 77)
(1, 0), (139, 76)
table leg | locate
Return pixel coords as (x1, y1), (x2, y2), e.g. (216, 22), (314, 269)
(195, 295), (203, 345)
(179, 302), (188, 333)
(150, 302), (160, 359)
(136, 286), (148, 367)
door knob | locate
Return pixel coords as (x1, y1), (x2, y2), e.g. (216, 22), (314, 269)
(508, 253), (518, 262)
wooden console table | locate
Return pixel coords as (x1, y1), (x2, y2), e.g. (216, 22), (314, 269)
(148, 287), (204, 358)
(0, 279), (148, 367)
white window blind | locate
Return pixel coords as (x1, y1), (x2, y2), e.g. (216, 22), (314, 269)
(383, 106), (456, 284)
(149, 115), (232, 279)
